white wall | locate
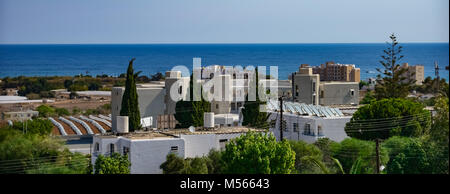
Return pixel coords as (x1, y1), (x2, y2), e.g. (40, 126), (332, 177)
(180, 133), (247, 158)
(129, 138), (185, 174)
(268, 112), (350, 143)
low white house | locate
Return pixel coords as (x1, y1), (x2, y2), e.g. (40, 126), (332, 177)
(266, 100), (351, 143)
(91, 127), (264, 174)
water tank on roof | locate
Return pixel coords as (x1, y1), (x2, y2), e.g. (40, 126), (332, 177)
(116, 116), (129, 134)
(204, 112), (214, 129)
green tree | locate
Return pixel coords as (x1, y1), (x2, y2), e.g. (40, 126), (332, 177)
(221, 132), (295, 174)
(36, 104), (55, 118)
(11, 118), (53, 135)
(242, 68), (270, 128)
(360, 90), (376, 104)
(94, 153), (130, 174)
(26, 151), (90, 174)
(345, 98), (431, 141)
(331, 138), (389, 174)
(423, 96), (449, 174)
(120, 58), (141, 132)
(384, 137), (430, 174)
(174, 74), (210, 128)
(160, 153), (186, 174)
(181, 157), (209, 174)
(55, 108), (70, 116)
(0, 128), (64, 174)
(374, 33), (415, 99)
(288, 140), (326, 174)
(204, 149), (223, 174)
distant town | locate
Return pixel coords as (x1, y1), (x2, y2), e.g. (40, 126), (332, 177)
(1, 36), (448, 174)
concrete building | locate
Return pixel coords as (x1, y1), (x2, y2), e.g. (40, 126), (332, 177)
(302, 62), (360, 82)
(291, 66), (320, 105)
(266, 100), (351, 143)
(292, 66), (359, 106)
(400, 63), (425, 85)
(1, 110), (39, 121)
(110, 64), (292, 130)
(319, 81), (359, 106)
(111, 82), (168, 130)
(91, 127), (264, 174)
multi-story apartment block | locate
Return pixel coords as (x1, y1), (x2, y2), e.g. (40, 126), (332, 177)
(400, 63), (425, 85)
(302, 61), (360, 82)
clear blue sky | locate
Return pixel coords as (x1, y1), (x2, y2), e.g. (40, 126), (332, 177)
(0, 0), (448, 44)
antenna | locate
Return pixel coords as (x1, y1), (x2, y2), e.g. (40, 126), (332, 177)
(435, 61), (440, 94)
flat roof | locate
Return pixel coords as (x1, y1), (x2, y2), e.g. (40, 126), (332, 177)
(163, 126), (265, 136)
(321, 81), (359, 84)
(96, 131), (174, 140)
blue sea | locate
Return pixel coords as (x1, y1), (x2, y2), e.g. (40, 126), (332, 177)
(0, 43), (448, 81)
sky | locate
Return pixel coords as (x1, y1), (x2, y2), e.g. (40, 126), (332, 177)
(0, 0), (448, 44)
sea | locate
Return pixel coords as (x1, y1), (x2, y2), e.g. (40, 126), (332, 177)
(0, 43), (448, 81)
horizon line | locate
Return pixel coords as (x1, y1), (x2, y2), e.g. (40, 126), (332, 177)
(0, 41), (449, 45)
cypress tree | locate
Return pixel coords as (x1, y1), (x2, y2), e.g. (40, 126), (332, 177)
(242, 68), (270, 129)
(174, 74), (211, 128)
(120, 58), (141, 132)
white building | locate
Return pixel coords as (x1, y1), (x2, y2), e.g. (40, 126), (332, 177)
(91, 127), (265, 174)
(266, 100), (351, 143)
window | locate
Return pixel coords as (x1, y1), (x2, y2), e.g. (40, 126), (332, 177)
(95, 143), (100, 152)
(283, 120), (288, 132)
(170, 146), (178, 153)
(270, 119), (276, 128)
(244, 73), (248, 79)
(293, 123), (299, 132)
(219, 139), (228, 150)
(318, 125), (324, 136)
(123, 146), (130, 155)
(179, 86), (182, 94)
(320, 90), (324, 98)
(304, 123), (312, 135)
(295, 85), (299, 96)
(350, 89), (355, 96)
(109, 143), (115, 153)
(210, 73), (214, 79)
(313, 82), (316, 92)
(216, 104), (219, 109)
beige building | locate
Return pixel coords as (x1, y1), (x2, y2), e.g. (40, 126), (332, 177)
(400, 63), (425, 85)
(302, 61), (360, 82)
(292, 66), (359, 106)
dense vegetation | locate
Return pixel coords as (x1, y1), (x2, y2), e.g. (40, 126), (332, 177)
(174, 75), (211, 128)
(345, 98), (431, 140)
(0, 72), (166, 99)
(0, 119), (91, 174)
(94, 153), (131, 174)
(242, 68), (271, 128)
(161, 132), (296, 174)
(36, 104), (110, 118)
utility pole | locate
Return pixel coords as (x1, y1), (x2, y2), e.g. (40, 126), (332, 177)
(435, 61), (440, 94)
(375, 138), (381, 174)
(279, 96), (283, 141)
